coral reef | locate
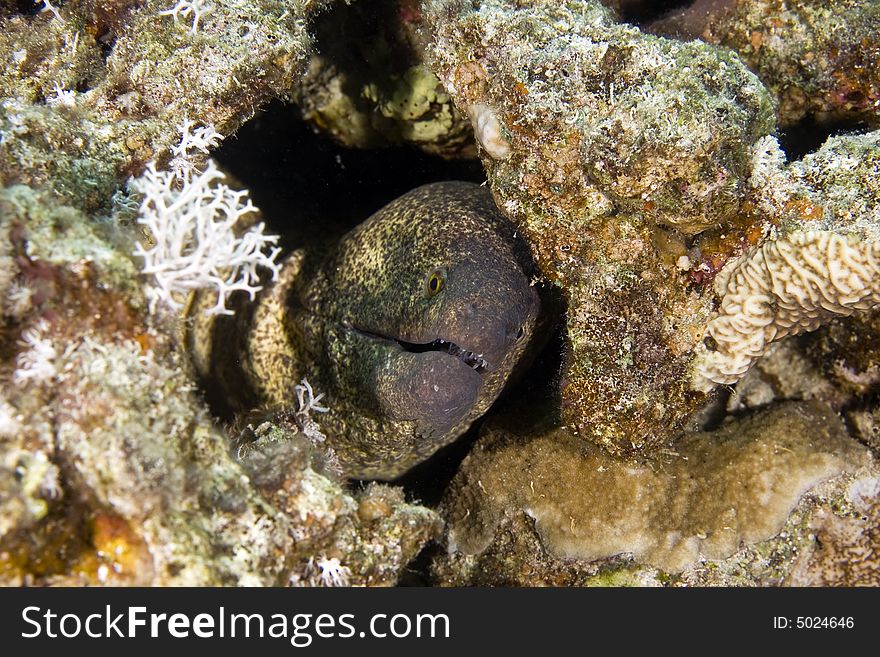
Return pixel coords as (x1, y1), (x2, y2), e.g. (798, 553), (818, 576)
(698, 0), (880, 127)
(132, 157), (282, 315)
(422, 0), (777, 454)
(1, 0), (878, 588)
(0, 1), (443, 586)
(0, 0), (328, 212)
(422, 0), (880, 455)
(788, 476), (880, 586)
(435, 401), (876, 584)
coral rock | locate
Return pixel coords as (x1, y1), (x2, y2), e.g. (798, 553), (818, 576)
(441, 401), (871, 577)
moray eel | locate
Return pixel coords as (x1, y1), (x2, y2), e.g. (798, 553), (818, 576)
(188, 181), (540, 479)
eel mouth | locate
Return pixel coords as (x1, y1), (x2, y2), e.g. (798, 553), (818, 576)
(347, 324), (489, 373)
(397, 337), (489, 372)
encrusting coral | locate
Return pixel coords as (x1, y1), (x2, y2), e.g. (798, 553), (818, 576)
(0, 0), (330, 212)
(699, 0), (880, 128)
(436, 401), (876, 584)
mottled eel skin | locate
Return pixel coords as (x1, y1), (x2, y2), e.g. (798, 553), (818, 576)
(188, 182), (540, 479)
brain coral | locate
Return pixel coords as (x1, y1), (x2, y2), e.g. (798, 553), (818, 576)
(693, 230), (880, 391)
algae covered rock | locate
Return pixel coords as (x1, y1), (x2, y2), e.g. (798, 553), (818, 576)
(701, 0), (880, 127)
(436, 401), (875, 584)
(420, 0), (776, 454)
(0, 0), (330, 211)
(421, 0), (880, 456)
(424, 0), (775, 234)
(789, 477), (880, 586)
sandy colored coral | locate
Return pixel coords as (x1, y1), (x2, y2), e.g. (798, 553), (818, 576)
(438, 401), (874, 581)
(693, 130), (880, 391)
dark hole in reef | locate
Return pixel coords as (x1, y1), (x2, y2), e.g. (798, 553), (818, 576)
(15, 0), (43, 16)
(617, 0), (696, 26)
(202, 101), (484, 422)
(777, 117), (871, 162)
(212, 101), (566, 516)
(96, 29), (116, 60)
(213, 99), (485, 253)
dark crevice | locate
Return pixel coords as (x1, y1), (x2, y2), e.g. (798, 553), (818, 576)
(777, 117), (871, 162)
(15, 0), (44, 16)
(698, 386), (732, 431)
(96, 30), (116, 60)
(617, 0), (695, 26)
(213, 99), (484, 252)
(212, 103), (565, 513)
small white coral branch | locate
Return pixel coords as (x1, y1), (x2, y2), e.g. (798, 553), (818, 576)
(307, 556), (351, 587)
(293, 378), (329, 443)
(131, 160), (282, 315)
(159, 0), (211, 34)
(294, 378), (329, 414)
(13, 320), (57, 385)
(46, 82), (75, 107)
(169, 117), (224, 181)
(37, 0), (63, 22)
(692, 230), (880, 391)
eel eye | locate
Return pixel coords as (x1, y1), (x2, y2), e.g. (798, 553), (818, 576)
(426, 268), (446, 297)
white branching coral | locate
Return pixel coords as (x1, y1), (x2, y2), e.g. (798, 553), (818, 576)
(169, 117), (223, 181)
(159, 0), (212, 34)
(131, 160), (282, 315)
(293, 378), (330, 443)
(37, 0), (64, 22)
(46, 82), (75, 108)
(692, 231), (880, 391)
(306, 556), (351, 587)
(13, 320), (57, 385)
